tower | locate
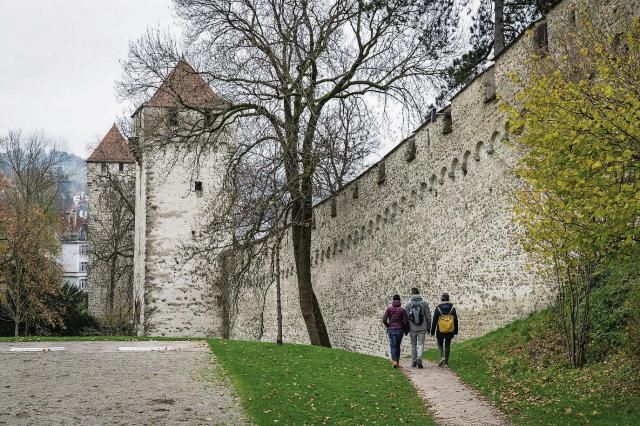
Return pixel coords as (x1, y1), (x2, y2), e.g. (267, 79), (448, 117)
(86, 125), (136, 328)
(131, 60), (232, 336)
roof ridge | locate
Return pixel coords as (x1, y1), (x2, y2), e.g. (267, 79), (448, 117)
(86, 124), (135, 163)
(140, 59), (230, 111)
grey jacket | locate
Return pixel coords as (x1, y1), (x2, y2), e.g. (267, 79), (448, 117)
(405, 295), (431, 332)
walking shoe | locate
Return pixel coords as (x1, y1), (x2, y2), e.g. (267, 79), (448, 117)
(411, 360), (417, 368)
(438, 357), (446, 367)
(417, 359), (424, 369)
(392, 360), (399, 368)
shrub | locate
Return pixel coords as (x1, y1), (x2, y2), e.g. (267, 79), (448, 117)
(625, 280), (640, 361)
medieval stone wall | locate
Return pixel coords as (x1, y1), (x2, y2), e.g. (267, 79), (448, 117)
(227, 0), (640, 357)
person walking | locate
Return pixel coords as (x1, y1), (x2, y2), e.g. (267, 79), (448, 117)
(430, 293), (458, 367)
(405, 287), (431, 368)
(382, 294), (409, 368)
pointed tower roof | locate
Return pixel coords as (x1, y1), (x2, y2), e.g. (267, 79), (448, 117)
(144, 60), (230, 110)
(86, 124), (136, 163)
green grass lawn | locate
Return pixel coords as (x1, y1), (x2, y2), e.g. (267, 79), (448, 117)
(0, 335), (201, 342)
(424, 310), (640, 425)
(208, 339), (433, 425)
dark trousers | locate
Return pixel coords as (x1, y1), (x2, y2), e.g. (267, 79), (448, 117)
(437, 336), (452, 363)
(388, 329), (404, 361)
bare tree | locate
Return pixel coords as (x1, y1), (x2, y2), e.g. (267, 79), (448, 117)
(119, 0), (458, 346)
(0, 130), (64, 212)
(314, 99), (380, 197)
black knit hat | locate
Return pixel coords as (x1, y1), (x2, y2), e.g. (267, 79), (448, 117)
(441, 293), (450, 301)
(393, 294), (401, 301)
(411, 287), (420, 295)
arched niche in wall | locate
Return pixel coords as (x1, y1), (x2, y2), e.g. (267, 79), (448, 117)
(474, 141), (485, 161)
(438, 167), (447, 185)
(461, 150), (472, 175)
(449, 158), (460, 178)
(428, 174), (437, 191)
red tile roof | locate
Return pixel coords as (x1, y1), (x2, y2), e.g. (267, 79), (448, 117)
(87, 124), (135, 163)
(144, 60), (230, 110)
(57, 211), (87, 241)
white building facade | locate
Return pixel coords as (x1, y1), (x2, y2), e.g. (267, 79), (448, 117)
(58, 211), (89, 290)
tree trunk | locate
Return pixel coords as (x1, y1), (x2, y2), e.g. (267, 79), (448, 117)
(292, 221), (331, 347)
(108, 255), (117, 313)
(275, 241), (283, 346)
(494, 0), (505, 55)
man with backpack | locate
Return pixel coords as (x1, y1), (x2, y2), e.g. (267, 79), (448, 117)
(405, 287), (431, 368)
(430, 293), (458, 367)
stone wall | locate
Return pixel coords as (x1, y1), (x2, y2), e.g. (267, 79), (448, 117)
(227, 0), (640, 357)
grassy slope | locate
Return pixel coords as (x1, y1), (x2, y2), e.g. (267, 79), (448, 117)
(208, 339), (434, 425)
(425, 310), (640, 425)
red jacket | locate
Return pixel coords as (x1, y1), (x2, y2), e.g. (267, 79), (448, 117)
(383, 300), (409, 330)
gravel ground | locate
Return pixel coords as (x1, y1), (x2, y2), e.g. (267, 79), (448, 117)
(0, 342), (250, 425)
(402, 362), (509, 426)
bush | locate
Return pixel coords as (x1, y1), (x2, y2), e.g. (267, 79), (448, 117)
(625, 281), (640, 361)
(587, 256), (640, 362)
(587, 277), (631, 362)
(40, 283), (99, 336)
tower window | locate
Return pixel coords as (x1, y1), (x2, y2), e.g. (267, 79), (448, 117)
(194, 181), (203, 192)
(101, 163), (107, 173)
(119, 162), (124, 172)
(167, 107), (179, 128)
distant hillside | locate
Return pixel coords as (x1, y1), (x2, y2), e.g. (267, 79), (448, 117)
(0, 150), (87, 209)
(55, 151), (88, 210)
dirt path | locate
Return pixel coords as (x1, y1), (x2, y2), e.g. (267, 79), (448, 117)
(402, 362), (509, 426)
(0, 341), (250, 425)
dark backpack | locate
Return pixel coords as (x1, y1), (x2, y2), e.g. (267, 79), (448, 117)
(409, 302), (424, 325)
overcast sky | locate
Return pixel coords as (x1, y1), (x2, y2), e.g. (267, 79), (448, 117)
(1, 1), (476, 160)
(0, 0), (178, 158)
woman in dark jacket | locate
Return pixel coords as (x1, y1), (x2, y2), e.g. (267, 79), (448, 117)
(382, 294), (409, 368)
(430, 293), (458, 367)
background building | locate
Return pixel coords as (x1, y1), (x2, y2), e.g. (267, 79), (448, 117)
(57, 210), (89, 291)
(86, 125), (136, 330)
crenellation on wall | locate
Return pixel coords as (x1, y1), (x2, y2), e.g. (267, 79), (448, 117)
(97, 0), (640, 353)
(226, 0), (634, 355)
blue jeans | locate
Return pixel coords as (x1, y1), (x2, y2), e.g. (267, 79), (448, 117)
(388, 329), (404, 361)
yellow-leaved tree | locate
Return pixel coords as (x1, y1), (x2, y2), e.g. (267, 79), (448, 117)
(506, 15), (640, 367)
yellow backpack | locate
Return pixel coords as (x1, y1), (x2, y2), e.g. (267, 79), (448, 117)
(437, 305), (455, 333)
